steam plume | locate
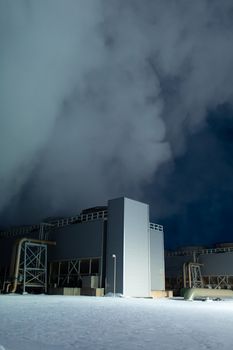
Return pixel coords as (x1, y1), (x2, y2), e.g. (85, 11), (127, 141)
(1, 0), (233, 222)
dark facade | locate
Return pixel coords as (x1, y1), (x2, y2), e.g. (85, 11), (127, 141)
(0, 197), (165, 297)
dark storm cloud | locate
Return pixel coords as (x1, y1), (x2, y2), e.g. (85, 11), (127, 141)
(1, 1), (233, 223)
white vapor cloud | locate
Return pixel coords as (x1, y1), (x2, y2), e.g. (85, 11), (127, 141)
(0, 0), (233, 221)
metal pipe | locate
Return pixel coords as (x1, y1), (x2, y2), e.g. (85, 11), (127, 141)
(186, 262), (204, 290)
(183, 262), (187, 288)
(10, 238), (56, 293)
(6, 283), (11, 293)
(112, 254), (116, 296)
(188, 263), (192, 288)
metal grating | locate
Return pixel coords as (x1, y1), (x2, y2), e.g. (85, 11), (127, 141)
(150, 222), (164, 231)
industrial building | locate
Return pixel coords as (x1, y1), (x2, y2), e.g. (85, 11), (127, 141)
(0, 197), (165, 297)
(165, 244), (233, 296)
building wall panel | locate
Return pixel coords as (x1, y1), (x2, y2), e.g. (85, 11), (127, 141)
(105, 197), (124, 294)
(49, 220), (104, 261)
(199, 252), (233, 276)
(165, 255), (191, 278)
(150, 229), (165, 290)
(123, 198), (150, 297)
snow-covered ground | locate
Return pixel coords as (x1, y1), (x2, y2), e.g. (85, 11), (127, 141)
(0, 295), (233, 350)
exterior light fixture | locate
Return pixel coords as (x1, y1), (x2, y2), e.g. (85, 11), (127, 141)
(112, 254), (116, 296)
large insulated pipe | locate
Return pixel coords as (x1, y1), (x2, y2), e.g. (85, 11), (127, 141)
(184, 288), (233, 301)
(10, 238), (56, 293)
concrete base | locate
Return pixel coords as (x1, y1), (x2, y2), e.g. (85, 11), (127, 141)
(48, 287), (81, 296)
(151, 290), (173, 298)
(82, 276), (99, 289)
(81, 288), (104, 296)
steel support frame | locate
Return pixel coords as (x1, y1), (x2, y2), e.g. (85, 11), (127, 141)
(204, 275), (233, 289)
(183, 262), (203, 288)
(50, 257), (101, 288)
(61, 259), (80, 286)
(190, 264), (203, 288)
(19, 242), (47, 293)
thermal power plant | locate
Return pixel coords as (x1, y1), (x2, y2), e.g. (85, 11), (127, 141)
(165, 244), (233, 297)
(0, 197), (165, 297)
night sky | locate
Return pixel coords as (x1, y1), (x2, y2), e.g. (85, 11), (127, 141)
(146, 104), (233, 249)
(1, 1), (233, 249)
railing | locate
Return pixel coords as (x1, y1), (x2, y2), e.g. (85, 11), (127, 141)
(166, 246), (233, 257)
(0, 224), (40, 238)
(51, 210), (108, 227)
(0, 212), (162, 238)
(150, 222), (163, 231)
(80, 210), (107, 222)
(0, 210), (108, 238)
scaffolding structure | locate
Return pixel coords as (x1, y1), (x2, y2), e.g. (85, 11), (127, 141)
(49, 257), (101, 288)
(183, 262), (203, 288)
(0, 208), (110, 294)
(20, 242), (47, 293)
(203, 275), (233, 289)
(166, 244), (233, 293)
(1, 238), (55, 294)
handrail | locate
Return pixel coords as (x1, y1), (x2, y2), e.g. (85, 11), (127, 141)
(166, 246), (233, 257)
(0, 210), (108, 238)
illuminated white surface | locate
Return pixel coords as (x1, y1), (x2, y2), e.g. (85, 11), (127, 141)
(106, 197), (150, 297)
(150, 228), (165, 290)
(123, 198), (150, 297)
(1, 295), (233, 350)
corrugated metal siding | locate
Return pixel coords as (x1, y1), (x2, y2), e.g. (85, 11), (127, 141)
(123, 198), (150, 297)
(49, 220), (104, 261)
(106, 197), (150, 297)
(165, 256), (191, 278)
(0, 237), (17, 266)
(199, 252), (233, 275)
(105, 197), (124, 294)
(150, 229), (165, 290)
